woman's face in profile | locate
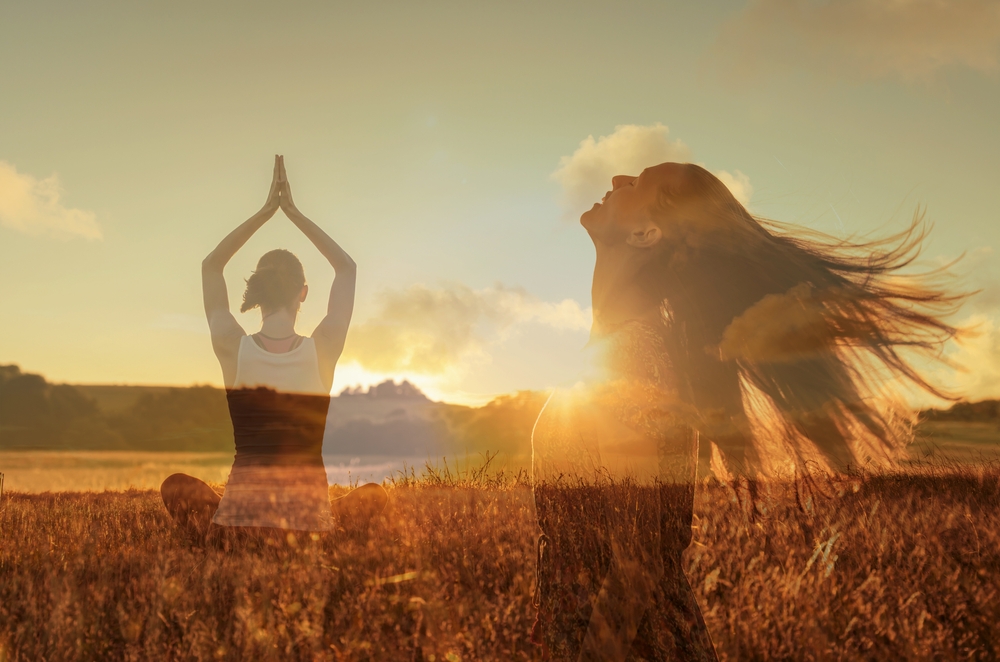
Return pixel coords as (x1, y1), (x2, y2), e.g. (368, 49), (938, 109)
(580, 163), (684, 249)
(581, 172), (646, 244)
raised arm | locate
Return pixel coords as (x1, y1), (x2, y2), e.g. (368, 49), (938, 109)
(202, 155), (282, 386)
(276, 156), (356, 388)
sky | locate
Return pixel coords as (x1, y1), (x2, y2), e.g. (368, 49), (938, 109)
(1, 0), (998, 405)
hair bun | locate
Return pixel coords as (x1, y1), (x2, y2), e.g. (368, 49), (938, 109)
(240, 249), (306, 313)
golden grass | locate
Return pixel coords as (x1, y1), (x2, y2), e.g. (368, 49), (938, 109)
(0, 451), (235, 493)
(1, 464), (999, 661)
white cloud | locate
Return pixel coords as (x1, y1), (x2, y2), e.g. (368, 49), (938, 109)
(711, 168), (754, 207)
(948, 314), (1000, 401)
(489, 286), (592, 333)
(900, 249), (1000, 406)
(552, 124), (690, 217)
(551, 123), (753, 216)
(0, 161), (101, 240)
(964, 247), (1000, 314)
(713, 0), (1000, 82)
(343, 283), (591, 375)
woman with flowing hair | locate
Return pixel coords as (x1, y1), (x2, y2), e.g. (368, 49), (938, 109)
(530, 162), (963, 660)
(160, 155), (386, 548)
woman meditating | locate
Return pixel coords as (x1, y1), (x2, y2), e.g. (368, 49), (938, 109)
(530, 162), (961, 660)
(161, 155), (386, 544)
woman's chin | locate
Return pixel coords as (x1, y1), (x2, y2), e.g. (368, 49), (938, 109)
(580, 203), (601, 227)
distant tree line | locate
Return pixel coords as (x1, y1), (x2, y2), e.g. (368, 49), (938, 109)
(0, 365), (233, 451)
(0, 365), (545, 458)
(921, 399), (1000, 423)
(6, 363), (992, 455)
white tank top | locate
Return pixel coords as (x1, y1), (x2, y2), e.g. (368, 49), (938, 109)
(232, 335), (328, 395)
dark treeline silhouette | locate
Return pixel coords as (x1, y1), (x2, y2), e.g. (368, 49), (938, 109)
(3, 364), (994, 456)
(922, 399), (1000, 423)
(0, 364), (231, 451)
(0, 365), (546, 459)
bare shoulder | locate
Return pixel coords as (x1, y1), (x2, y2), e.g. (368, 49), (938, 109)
(207, 312), (245, 386)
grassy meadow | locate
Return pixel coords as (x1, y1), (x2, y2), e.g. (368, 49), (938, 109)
(0, 451), (235, 493)
(2, 461), (1000, 661)
(910, 421), (1000, 463)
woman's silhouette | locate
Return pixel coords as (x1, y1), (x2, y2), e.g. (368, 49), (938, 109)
(161, 155), (386, 545)
(531, 163), (962, 660)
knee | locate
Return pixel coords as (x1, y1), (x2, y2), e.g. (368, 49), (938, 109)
(359, 483), (388, 513)
(160, 473), (191, 501)
(336, 483), (389, 519)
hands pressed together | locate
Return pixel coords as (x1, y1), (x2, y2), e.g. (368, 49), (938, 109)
(262, 154), (298, 217)
(251, 154), (354, 278)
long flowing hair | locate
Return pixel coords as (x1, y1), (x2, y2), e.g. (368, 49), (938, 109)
(636, 164), (965, 480)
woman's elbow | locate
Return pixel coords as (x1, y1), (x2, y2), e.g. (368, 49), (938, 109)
(202, 252), (226, 273)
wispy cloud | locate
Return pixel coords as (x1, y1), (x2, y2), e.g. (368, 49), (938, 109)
(712, 169), (754, 208)
(343, 283), (590, 375)
(712, 0), (1000, 82)
(964, 247), (1000, 314)
(0, 161), (101, 240)
(552, 123), (753, 217)
(949, 314), (1000, 400)
(942, 248), (1000, 401)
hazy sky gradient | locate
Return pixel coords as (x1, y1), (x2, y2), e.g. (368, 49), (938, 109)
(1, 0), (998, 403)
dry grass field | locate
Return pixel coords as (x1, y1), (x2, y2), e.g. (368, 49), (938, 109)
(1, 462), (999, 661)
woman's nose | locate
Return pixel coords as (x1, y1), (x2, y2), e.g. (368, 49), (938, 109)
(611, 175), (635, 190)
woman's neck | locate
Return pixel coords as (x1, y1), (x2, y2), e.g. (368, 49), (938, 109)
(591, 263), (666, 337)
(259, 308), (298, 338)
(590, 288), (664, 339)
